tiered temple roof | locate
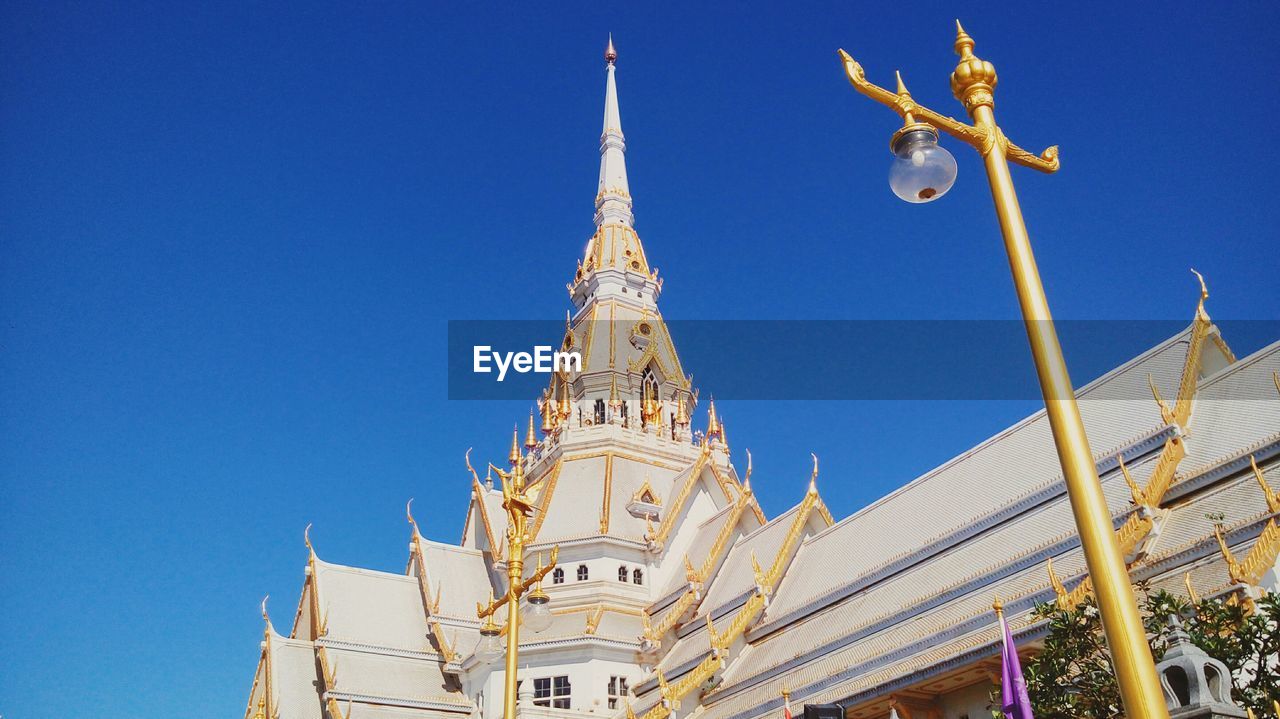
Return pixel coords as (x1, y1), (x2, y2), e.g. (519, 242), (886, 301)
(240, 41), (1280, 719)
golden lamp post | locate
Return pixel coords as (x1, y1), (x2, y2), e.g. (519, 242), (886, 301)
(474, 427), (560, 719)
(836, 22), (1170, 719)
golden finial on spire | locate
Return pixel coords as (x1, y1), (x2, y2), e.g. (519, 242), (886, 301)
(992, 594), (1004, 615)
(707, 397), (720, 437)
(605, 33), (617, 64)
(254, 697), (267, 719)
(509, 425), (520, 465)
(541, 392), (556, 433)
(526, 410), (538, 450)
(609, 376), (622, 409)
(954, 19), (974, 58)
(895, 70), (908, 96)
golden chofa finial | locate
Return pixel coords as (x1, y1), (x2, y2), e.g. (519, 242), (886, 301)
(992, 594), (1004, 615)
(808, 453), (819, 494)
(605, 33), (617, 64)
(950, 20), (997, 114)
(742, 449), (754, 494)
(406, 498), (421, 536)
(525, 410), (538, 450)
(261, 594), (271, 623)
(509, 425), (520, 465)
(304, 523), (315, 555)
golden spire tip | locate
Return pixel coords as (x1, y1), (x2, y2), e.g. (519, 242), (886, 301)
(895, 70), (907, 95)
(954, 19), (975, 56)
(992, 594), (1004, 613)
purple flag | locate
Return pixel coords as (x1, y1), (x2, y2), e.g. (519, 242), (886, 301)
(1000, 611), (1035, 719)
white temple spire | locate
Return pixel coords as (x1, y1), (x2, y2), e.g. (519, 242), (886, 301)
(596, 35), (633, 227)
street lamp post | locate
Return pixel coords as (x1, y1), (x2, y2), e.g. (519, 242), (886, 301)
(475, 429), (559, 719)
(837, 22), (1170, 719)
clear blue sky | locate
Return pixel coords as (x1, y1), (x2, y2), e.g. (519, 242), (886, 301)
(2, 1), (1277, 716)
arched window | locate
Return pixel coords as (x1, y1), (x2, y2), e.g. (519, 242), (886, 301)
(618, 566), (628, 582)
(552, 567), (564, 584)
(633, 568), (643, 585)
(641, 369), (659, 406)
(594, 399), (606, 425)
(577, 564), (589, 581)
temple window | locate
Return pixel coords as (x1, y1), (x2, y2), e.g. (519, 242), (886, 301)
(607, 676), (629, 709)
(618, 565), (628, 582)
(577, 564), (589, 581)
(552, 567), (564, 584)
(534, 676), (571, 709)
(633, 568), (643, 585)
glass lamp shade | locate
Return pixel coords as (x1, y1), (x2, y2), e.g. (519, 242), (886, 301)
(524, 591), (553, 634)
(476, 624), (505, 663)
(888, 127), (957, 203)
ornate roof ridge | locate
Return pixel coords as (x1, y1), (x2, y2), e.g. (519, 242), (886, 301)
(314, 557), (418, 584)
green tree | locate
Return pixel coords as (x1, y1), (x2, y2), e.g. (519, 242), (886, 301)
(993, 583), (1280, 718)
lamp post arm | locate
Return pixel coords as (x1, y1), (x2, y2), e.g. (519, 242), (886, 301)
(517, 546), (559, 594)
(475, 547), (558, 619)
(837, 49), (1059, 173)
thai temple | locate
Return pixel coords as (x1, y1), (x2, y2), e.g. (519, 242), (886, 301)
(242, 40), (1280, 719)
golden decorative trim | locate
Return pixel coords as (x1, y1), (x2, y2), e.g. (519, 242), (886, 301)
(653, 448), (712, 544)
(465, 449), (503, 560)
(1215, 465), (1280, 588)
(600, 454), (614, 534)
(316, 644), (352, 719)
(581, 303), (600, 374)
(1174, 270), (1214, 428)
(637, 486), (827, 719)
(528, 459), (564, 542)
(631, 476), (662, 507)
(565, 451), (685, 472)
(609, 302), (617, 369)
(1050, 284), (1208, 609)
(585, 605), (605, 635)
(408, 518), (460, 662)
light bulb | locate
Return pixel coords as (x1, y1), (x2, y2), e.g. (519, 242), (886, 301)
(888, 127), (957, 203)
(525, 589), (553, 634)
(476, 619), (504, 663)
